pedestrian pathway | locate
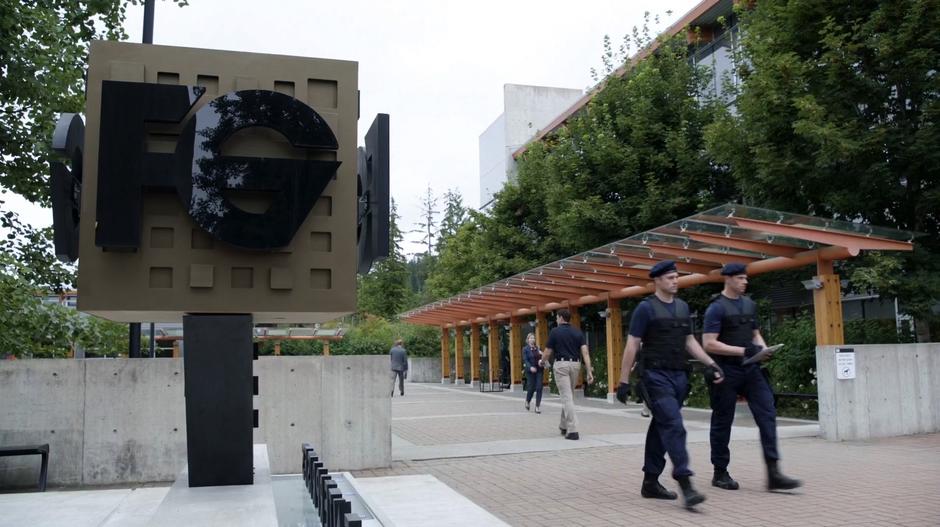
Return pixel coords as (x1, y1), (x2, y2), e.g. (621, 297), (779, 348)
(362, 383), (940, 526)
(392, 383), (818, 461)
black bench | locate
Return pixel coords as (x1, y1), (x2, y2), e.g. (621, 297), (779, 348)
(0, 444), (49, 491)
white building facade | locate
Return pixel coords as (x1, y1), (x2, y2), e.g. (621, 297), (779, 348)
(478, 84), (583, 209)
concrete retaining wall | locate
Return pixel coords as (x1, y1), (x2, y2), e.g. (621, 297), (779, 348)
(407, 357), (442, 383)
(816, 344), (940, 441)
(255, 356), (390, 474)
(1, 356), (390, 488)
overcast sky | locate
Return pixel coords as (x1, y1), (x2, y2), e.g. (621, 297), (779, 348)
(12, 0), (699, 256)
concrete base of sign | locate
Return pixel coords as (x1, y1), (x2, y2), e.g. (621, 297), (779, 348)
(148, 444), (278, 526)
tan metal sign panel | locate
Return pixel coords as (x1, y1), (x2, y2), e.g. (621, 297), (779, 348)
(77, 41), (358, 323)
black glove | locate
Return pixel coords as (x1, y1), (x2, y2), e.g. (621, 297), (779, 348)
(615, 382), (632, 404)
(703, 363), (724, 384)
(744, 343), (764, 358)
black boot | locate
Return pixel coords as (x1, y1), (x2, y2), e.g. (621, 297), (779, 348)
(712, 468), (740, 490)
(641, 474), (677, 500)
(677, 476), (706, 508)
(767, 460), (802, 491)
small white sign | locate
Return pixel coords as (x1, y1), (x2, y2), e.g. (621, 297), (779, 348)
(836, 348), (856, 380)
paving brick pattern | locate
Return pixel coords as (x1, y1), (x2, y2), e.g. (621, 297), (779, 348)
(358, 434), (940, 526)
(370, 384), (940, 526)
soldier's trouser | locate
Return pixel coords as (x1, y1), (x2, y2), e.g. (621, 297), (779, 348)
(709, 363), (779, 470)
(642, 369), (693, 479)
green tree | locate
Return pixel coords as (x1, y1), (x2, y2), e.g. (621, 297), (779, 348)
(436, 188), (467, 252)
(426, 213), (501, 298)
(1, 0), (187, 289)
(422, 31), (731, 305)
(358, 199), (411, 318)
(412, 184), (439, 256)
(705, 0), (940, 339)
(0, 201), (73, 290)
(0, 253), (127, 358)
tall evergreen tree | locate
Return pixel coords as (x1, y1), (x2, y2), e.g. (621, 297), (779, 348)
(412, 184), (439, 255)
(358, 199), (411, 318)
(436, 189), (467, 253)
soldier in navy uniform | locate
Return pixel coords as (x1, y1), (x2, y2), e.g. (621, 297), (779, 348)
(702, 262), (801, 492)
(615, 260), (725, 509)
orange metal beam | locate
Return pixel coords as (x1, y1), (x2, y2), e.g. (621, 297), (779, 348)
(546, 268), (649, 286)
(418, 304), (490, 318)
(686, 232), (804, 258)
(440, 327), (451, 382)
(730, 217), (914, 252)
(478, 289), (564, 303)
(454, 327), (465, 383)
(470, 323), (481, 382)
(517, 275), (618, 292)
(566, 261), (652, 280)
(612, 250), (719, 274)
(640, 243), (761, 265)
(500, 280), (598, 296)
(454, 297), (537, 311)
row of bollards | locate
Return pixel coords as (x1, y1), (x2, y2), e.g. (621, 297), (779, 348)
(302, 443), (363, 527)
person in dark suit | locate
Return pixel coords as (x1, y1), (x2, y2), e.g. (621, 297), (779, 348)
(523, 332), (544, 413)
(389, 339), (408, 397)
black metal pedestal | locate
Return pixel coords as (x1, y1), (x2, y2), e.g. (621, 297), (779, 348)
(182, 314), (254, 487)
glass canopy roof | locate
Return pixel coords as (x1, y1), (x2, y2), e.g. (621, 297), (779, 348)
(401, 204), (917, 327)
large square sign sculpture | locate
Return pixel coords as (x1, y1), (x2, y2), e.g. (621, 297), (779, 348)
(59, 41), (370, 323)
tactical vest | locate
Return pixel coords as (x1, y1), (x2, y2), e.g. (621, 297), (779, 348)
(640, 296), (692, 372)
(712, 295), (757, 365)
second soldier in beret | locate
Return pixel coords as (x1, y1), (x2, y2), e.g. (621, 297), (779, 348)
(702, 262), (802, 492)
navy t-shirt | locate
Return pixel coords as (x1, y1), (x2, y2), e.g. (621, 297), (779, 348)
(628, 299), (691, 339)
(546, 323), (586, 361)
(703, 295), (760, 334)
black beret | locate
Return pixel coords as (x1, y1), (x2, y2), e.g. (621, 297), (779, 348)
(721, 262), (748, 276)
(649, 260), (678, 278)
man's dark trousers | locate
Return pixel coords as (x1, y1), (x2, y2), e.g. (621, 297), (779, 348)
(709, 362), (779, 470)
(642, 369), (693, 479)
(391, 370), (405, 396)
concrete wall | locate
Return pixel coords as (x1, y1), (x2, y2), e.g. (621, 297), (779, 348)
(0, 359), (185, 488)
(407, 357), (442, 383)
(255, 356), (390, 474)
(816, 344), (940, 441)
(1, 356), (391, 488)
(0, 359), (86, 487)
(81, 359), (186, 485)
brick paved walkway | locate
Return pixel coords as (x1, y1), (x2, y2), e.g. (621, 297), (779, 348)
(358, 383), (940, 526)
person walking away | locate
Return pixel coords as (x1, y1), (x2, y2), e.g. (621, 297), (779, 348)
(614, 260), (726, 509)
(389, 339), (408, 397)
(523, 333), (544, 413)
(542, 308), (594, 440)
(702, 262), (801, 492)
